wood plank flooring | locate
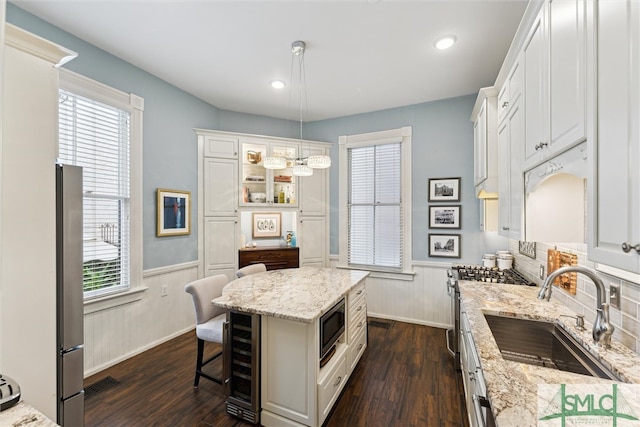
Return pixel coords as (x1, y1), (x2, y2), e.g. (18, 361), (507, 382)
(84, 318), (468, 427)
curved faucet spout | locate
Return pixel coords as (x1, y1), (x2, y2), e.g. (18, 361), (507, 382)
(538, 265), (614, 348)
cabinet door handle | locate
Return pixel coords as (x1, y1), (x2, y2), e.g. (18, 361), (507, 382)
(357, 343), (364, 351)
(333, 376), (343, 387)
(621, 242), (640, 254)
(535, 142), (548, 151)
(357, 305), (363, 311)
(356, 289), (363, 295)
(501, 226), (510, 231)
(502, 101), (509, 108)
(357, 321), (363, 328)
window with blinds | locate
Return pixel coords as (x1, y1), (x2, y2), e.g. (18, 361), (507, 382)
(348, 143), (402, 269)
(58, 89), (131, 297)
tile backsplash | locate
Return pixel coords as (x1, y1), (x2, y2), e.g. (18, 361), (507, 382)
(509, 240), (640, 354)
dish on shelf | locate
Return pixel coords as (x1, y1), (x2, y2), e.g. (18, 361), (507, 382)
(249, 192), (267, 203)
(245, 175), (265, 182)
(274, 175), (292, 183)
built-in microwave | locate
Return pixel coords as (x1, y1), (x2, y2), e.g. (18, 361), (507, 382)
(320, 298), (345, 364)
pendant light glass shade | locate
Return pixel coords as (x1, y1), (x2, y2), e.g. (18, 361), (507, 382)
(263, 156), (287, 170)
(307, 155), (332, 169)
(293, 164), (313, 176)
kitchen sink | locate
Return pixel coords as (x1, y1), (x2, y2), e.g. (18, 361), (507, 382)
(484, 314), (623, 381)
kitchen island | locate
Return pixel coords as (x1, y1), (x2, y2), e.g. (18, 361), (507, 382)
(213, 267), (369, 427)
(458, 281), (640, 427)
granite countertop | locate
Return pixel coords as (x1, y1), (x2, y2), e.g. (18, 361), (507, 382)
(459, 281), (640, 427)
(212, 267), (369, 322)
(0, 402), (57, 426)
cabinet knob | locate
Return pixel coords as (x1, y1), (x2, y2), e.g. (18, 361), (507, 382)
(502, 101), (509, 108)
(535, 142), (549, 151)
(502, 226), (510, 231)
(621, 242), (640, 254)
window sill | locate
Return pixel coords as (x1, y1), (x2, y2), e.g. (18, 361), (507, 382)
(84, 285), (148, 315)
(336, 265), (415, 281)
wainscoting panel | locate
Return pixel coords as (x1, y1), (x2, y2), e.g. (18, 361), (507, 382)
(83, 262), (199, 376)
(365, 263), (452, 329)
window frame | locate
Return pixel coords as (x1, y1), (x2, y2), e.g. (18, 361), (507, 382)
(338, 127), (414, 280)
(59, 68), (144, 300)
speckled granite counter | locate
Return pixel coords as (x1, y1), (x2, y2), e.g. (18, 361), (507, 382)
(212, 267), (369, 322)
(459, 281), (640, 427)
(0, 402), (57, 426)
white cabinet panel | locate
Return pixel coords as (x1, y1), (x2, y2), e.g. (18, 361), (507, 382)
(549, 0), (586, 152)
(588, 0), (640, 273)
(204, 217), (238, 281)
(204, 158), (238, 217)
(299, 216), (327, 267)
(203, 134), (238, 159)
(299, 146), (328, 217)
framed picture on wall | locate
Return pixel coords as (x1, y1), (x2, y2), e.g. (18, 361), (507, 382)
(252, 212), (281, 238)
(157, 188), (191, 236)
(428, 177), (461, 202)
(428, 234), (461, 258)
(429, 205), (461, 229)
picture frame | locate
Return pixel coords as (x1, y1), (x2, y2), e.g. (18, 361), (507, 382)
(428, 177), (461, 202)
(252, 212), (281, 238)
(428, 234), (461, 258)
(519, 241), (537, 259)
(429, 205), (461, 229)
(157, 188), (191, 237)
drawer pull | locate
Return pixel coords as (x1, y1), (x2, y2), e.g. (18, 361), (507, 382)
(357, 305), (363, 312)
(502, 101), (509, 108)
(357, 321), (363, 328)
(333, 376), (343, 387)
(621, 242), (640, 254)
(357, 343), (364, 351)
(356, 289), (363, 295)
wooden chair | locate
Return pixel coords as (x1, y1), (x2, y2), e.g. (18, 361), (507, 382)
(184, 274), (228, 387)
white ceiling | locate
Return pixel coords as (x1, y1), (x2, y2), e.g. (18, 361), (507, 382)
(10, 0), (528, 121)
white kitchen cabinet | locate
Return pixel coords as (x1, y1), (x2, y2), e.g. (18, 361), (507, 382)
(587, 0), (640, 273)
(497, 59), (522, 124)
(204, 216), (238, 281)
(203, 157), (238, 217)
(497, 97), (524, 240)
(548, 0), (586, 154)
(298, 216), (328, 267)
(472, 91), (498, 197)
(299, 146), (329, 217)
(523, 7), (548, 168)
(202, 134), (238, 159)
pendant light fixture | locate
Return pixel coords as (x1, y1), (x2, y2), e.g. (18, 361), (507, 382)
(289, 40), (331, 176)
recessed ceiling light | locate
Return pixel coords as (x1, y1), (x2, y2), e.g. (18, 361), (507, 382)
(434, 36), (457, 50)
(271, 80), (286, 89)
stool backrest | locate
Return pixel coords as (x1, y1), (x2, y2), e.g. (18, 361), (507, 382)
(236, 263), (267, 278)
(184, 274), (228, 325)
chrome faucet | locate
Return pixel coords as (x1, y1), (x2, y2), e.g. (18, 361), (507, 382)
(538, 265), (614, 348)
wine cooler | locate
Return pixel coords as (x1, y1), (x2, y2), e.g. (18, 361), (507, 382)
(225, 311), (261, 424)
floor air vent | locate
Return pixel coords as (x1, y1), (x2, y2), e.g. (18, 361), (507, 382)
(369, 320), (391, 329)
(84, 376), (120, 399)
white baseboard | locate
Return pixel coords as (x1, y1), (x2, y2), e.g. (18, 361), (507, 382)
(367, 312), (452, 330)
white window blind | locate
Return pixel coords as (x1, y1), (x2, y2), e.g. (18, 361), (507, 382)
(58, 89), (131, 297)
(348, 143), (402, 268)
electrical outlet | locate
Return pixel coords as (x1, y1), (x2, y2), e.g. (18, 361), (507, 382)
(609, 284), (620, 309)
(161, 285), (168, 297)
(539, 265), (545, 280)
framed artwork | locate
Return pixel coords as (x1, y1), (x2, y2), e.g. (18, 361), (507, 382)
(519, 241), (537, 259)
(252, 212), (281, 238)
(157, 188), (191, 237)
(428, 234), (461, 258)
(428, 177), (461, 202)
(429, 205), (461, 229)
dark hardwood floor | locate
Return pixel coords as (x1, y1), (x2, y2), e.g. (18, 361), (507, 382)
(84, 318), (468, 427)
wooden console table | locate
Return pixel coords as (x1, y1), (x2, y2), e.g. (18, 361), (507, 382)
(238, 246), (299, 271)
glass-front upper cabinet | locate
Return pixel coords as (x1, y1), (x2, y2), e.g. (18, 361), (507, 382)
(240, 139), (298, 206)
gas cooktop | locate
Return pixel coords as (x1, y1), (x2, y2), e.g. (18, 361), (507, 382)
(452, 265), (535, 286)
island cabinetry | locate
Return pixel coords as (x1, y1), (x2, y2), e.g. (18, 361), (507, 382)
(238, 247), (299, 271)
(347, 282), (367, 372)
(587, 0), (640, 273)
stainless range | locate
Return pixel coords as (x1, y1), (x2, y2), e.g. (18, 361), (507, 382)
(445, 265), (535, 369)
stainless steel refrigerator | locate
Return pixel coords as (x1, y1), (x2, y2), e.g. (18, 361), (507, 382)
(56, 164), (85, 426)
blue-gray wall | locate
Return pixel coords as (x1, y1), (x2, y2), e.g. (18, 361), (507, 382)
(7, 3), (506, 269)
